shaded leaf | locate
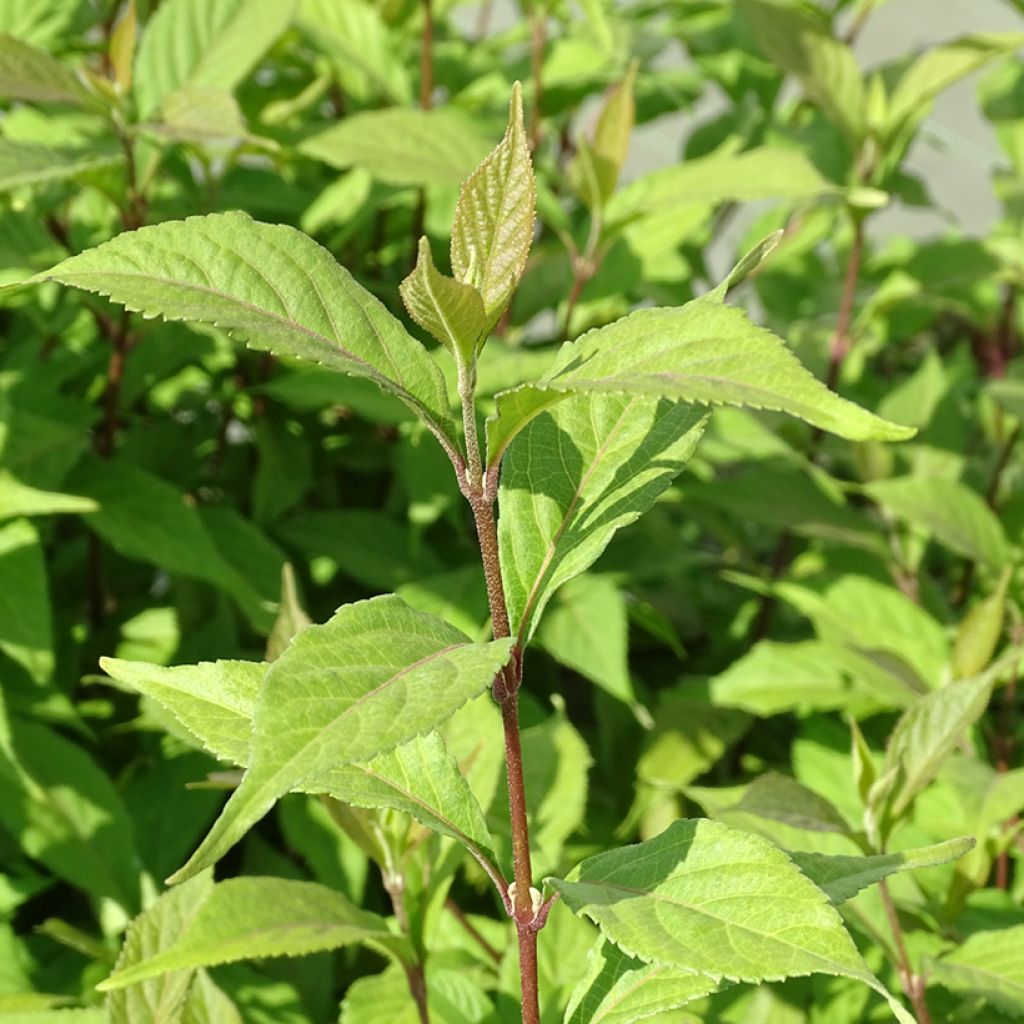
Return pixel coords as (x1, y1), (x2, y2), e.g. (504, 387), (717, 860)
(0, 139), (123, 192)
(0, 31), (93, 105)
(929, 924), (1024, 1015)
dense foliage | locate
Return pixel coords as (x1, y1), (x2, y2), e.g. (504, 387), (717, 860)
(1, 1), (1023, 1023)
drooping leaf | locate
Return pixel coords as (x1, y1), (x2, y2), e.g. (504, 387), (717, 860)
(400, 237), (488, 363)
(790, 837), (975, 905)
(739, 0), (865, 141)
(487, 300), (913, 469)
(539, 574), (637, 708)
(498, 395), (706, 642)
(0, 139), (123, 192)
(0, 32), (94, 105)
(300, 108), (492, 188)
(106, 871), (215, 1024)
(170, 596), (512, 882)
(450, 82), (535, 330)
(99, 876), (406, 990)
(549, 819), (910, 1021)
(0, 518), (52, 684)
(928, 924), (1024, 1015)
(564, 938), (720, 1024)
(863, 476), (1009, 571)
(31, 212), (457, 452)
(133, 0), (296, 117)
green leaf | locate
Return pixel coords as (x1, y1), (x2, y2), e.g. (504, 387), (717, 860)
(101, 656), (497, 862)
(0, 703), (141, 912)
(863, 476), (1009, 571)
(183, 971), (244, 1024)
(133, 0), (296, 117)
(726, 773), (854, 836)
(400, 237), (488, 363)
(607, 147), (835, 226)
(99, 876), (405, 991)
(450, 82), (536, 330)
(869, 672), (995, 840)
(299, 108), (492, 188)
(739, 0), (864, 141)
(33, 212), (457, 453)
(564, 938), (720, 1024)
(0, 518), (52, 684)
(790, 837), (975, 905)
(928, 924), (1024, 1015)
(0, 32), (94, 105)
(100, 657), (263, 766)
(887, 33), (1024, 139)
(953, 569), (1011, 680)
(0, 139), (123, 192)
(0, 471), (96, 520)
(0, 1), (85, 50)
(107, 871), (215, 1024)
(549, 819), (908, 1018)
(488, 299), (911, 472)
(539, 574), (637, 709)
(266, 564), (311, 662)
(170, 596), (512, 882)
(498, 395), (706, 642)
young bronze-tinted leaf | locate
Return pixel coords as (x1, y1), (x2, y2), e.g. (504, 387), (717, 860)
(487, 300), (913, 468)
(300, 108), (492, 188)
(790, 837), (974, 905)
(133, 0), (296, 116)
(739, 0), (864, 141)
(864, 476), (1009, 571)
(564, 939), (719, 1024)
(107, 871), (214, 1024)
(400, 238), (488, 363)
(0, 32), (94, 105)
(549, 818), (904, 1010)
(498, 395), (706, 642)
(0, 139), (123, 192)
(450, 82), (535, 329)
(928, 924), (1024, 1015)
(170, 596), (512, 882)
(99, 876), (405, 990)
(34, 212), (457, 452)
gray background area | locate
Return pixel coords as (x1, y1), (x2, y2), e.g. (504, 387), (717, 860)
(463, 0), (1021, 251)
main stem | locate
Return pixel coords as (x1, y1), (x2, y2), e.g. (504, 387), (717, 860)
(458, 364), (540, 1024)
(879, 880), (932, 1024)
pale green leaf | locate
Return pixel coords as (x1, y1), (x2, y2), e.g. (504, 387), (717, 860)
(182, 971), (243, 1024)
(0, 139), (122, 192)
(564, 938), (719, 1024)
(0, 0), (84, 50)
(608, 147), (834, 227)
(726, 773), (854, 836)
(107, 872), (214, 1024)
(451, 82), (535, 328)
(147, 87), (252, 145)
(0, 518), (52, 684)
(0, 31), (93, 105)
(266, 563), (311, 662)
(929, 924), (1024, 1015)
(300, 108), (492, 188)
(134, 0), (296, 117)
(549, 819), (906, 1014)
(34, 212), (457, 451)
(888, 33), (1024, 138)
(498, 395), (706, 642)
(953, 569), (1010, 680)
(400, 237), (488, 362)
(99, 657), (263, 766)
(170, 596), (512, 881)
(863, 476), (1009, 571)
(539, 574), (637, 708)
(99, 876), (404, 991)
(870, 672), (995, 837)
(0, 471), (96, 520)
(790, 837), (974, 905)
(709, 231), (784, 301)
(296, 0), (411, 105)
(100, 655), (496, 860)
(487, 300), (911, 472)
(739, 0), (864, 140)
(108, 0), (136, 93)
(0, 1012), (105, 1023)
(341, 962), (493, 1024)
